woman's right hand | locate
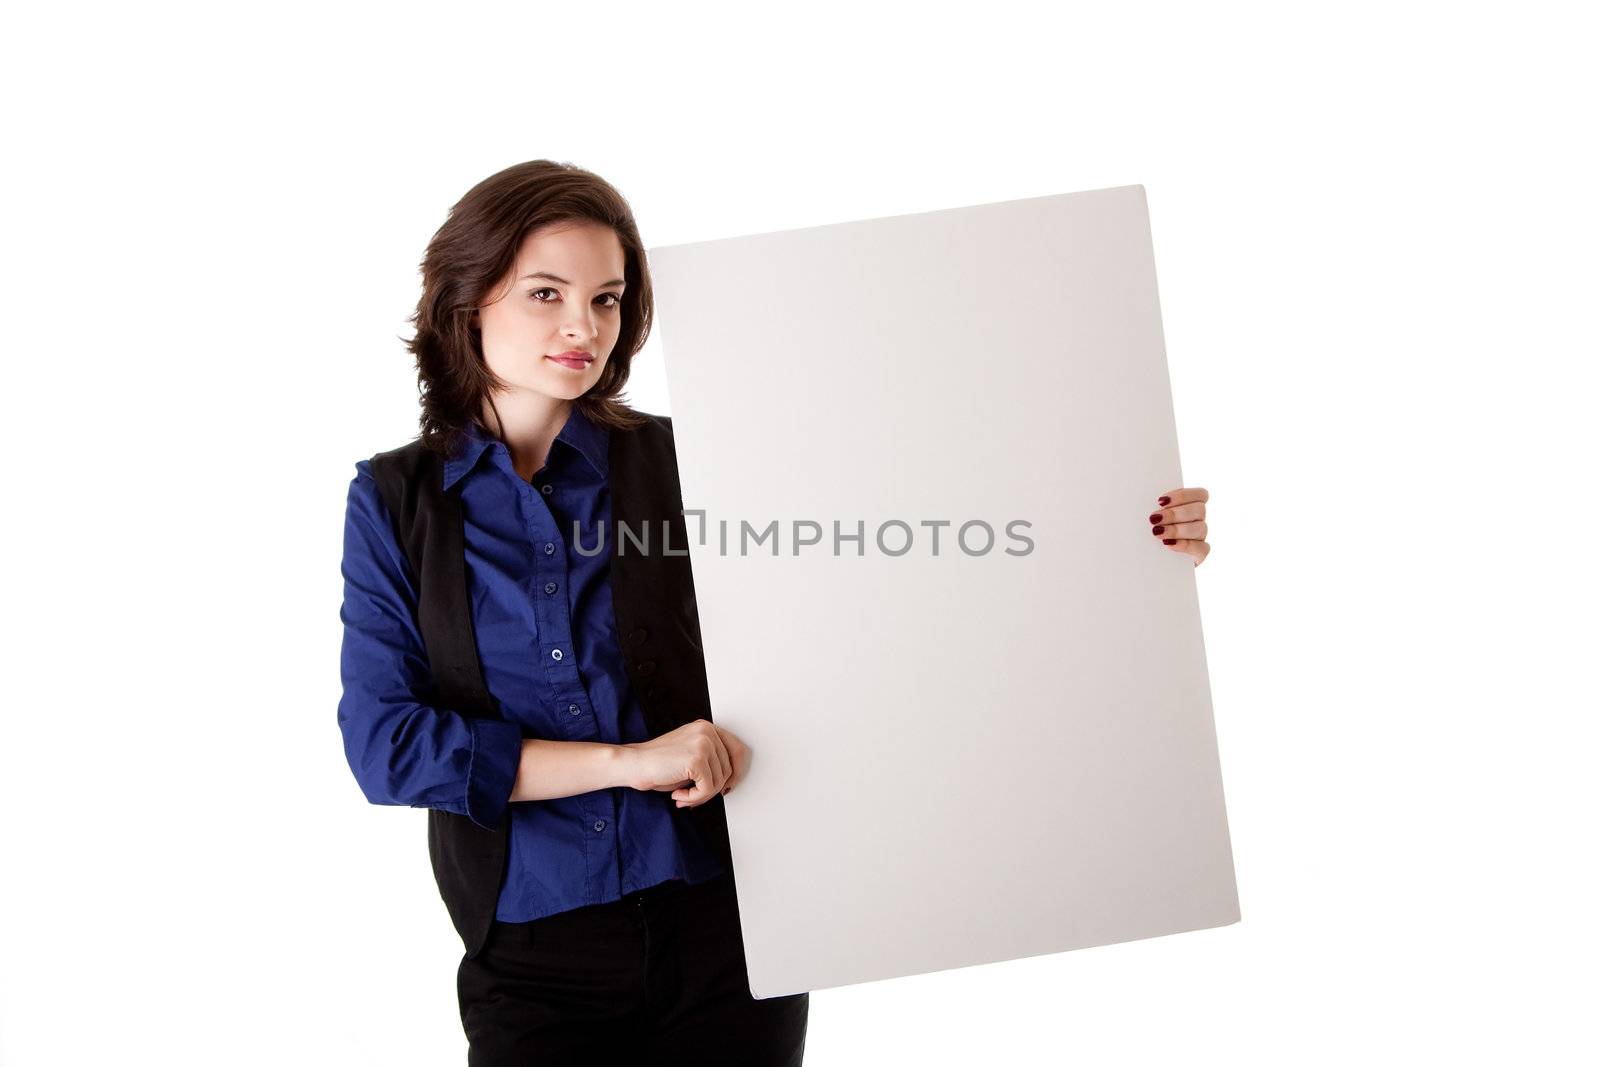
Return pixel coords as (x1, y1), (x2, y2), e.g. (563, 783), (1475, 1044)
(620, 719), (748, 807)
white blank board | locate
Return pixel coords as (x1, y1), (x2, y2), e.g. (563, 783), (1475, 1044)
(648, 184), (1238, 998)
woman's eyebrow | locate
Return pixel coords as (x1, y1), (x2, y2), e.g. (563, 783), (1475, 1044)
(520, 270), (626, 288)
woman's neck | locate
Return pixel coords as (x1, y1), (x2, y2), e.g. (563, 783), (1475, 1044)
(481, 395), (574, 482)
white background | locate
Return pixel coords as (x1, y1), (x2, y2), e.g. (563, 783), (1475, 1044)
(2, 3), (1594, 1064)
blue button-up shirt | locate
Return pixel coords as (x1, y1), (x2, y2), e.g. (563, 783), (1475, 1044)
(338, 407), (729, 922)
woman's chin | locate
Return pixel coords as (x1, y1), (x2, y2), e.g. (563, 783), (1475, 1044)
(530, 371), (596, 401)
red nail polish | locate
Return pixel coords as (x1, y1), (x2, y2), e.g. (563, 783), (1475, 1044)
(1162, 538), (1177, 545)
(1148, 513), (1162, 523)
(1159, 496), (1170, 506)
(1152, 526), (1164, 535)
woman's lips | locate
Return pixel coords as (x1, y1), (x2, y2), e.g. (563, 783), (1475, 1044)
(545, 354), (592, 370)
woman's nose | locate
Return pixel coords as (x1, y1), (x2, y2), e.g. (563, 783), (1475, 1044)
(562, 310), (599, 338)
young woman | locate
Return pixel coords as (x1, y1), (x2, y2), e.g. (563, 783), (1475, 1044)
(337, 160), (1212, 1064)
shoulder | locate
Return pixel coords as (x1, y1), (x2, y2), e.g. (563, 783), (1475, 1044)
(359, 437), (449, 507)
(340, 457), (394, 547)
(367, 436), (436, 477)
(342, 437), (440, 527)
(343, 449), (407, 518)
(340, 456), (418, 586)
(615, 409), (673, 437)
(609, 409), (677, 456)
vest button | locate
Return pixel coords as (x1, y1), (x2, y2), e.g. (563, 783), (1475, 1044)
(629, 627), (649, 645)
(541, 484), (553, 495)
(637, 660), (657, 677)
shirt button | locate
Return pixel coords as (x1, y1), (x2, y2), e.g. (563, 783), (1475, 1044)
(541, 484), (553, 495)
(568, 703), (581, 716)
(544, 581), (558, 595)
(543, 543), (555, 556)
(551, 649), (563, 661)
(593, 820), (606, 832)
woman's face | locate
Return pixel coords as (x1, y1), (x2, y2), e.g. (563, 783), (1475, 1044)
(475, 220), (627, 403)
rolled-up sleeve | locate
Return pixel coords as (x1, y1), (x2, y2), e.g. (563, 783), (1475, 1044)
(337, 460), (523, 829)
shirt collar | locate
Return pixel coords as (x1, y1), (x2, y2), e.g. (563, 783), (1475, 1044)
(443, 406), (610, 491)
(552, 403), (610, 479)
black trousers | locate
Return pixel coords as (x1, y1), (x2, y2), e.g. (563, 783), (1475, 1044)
(456, 870), (809, 1064)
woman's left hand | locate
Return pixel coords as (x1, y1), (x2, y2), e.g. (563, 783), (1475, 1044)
(1149, 487), (1210, 567)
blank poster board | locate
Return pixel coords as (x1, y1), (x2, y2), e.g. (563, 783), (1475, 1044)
(647, 184), (1238, 998)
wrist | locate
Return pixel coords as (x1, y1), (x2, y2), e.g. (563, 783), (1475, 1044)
(607, 742), (636, 790)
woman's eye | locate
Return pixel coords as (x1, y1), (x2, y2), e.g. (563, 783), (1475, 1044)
(529, 288), (622, 308)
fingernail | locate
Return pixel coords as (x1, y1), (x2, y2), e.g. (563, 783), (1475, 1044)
(1159, 496), (1170, 506)
(1148, 513), (1162, 523)
(1151, 526), (1165, 535)
(1162, 538), (1177, 545)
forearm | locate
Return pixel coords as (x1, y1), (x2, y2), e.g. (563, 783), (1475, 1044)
(510, 738), (633, 802)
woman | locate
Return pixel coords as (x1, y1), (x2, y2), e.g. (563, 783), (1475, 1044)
(337, 160), (1212, 1064)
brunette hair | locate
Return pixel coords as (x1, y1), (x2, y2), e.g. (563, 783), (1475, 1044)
(403, 160), (651, 458)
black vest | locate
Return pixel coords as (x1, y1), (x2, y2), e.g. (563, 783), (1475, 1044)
(367, 412), (733, 958)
